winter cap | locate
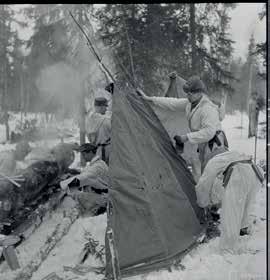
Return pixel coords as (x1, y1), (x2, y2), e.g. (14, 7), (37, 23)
(183, 76), (206, 94)
(77, 143), (97, 153)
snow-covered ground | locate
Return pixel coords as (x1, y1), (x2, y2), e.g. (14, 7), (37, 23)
(0, 110), (266, 280)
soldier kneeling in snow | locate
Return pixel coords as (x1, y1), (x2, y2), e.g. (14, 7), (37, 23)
(60, 143), (109, 216)
(195, 149), (264, 253)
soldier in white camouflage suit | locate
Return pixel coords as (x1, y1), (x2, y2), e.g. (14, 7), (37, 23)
(195, 149), (264, 253)
(141, 75), (228, 181)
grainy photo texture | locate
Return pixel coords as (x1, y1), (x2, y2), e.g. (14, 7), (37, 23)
(0, 3), (266, 280)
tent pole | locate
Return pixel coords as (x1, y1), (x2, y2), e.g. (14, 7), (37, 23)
(254, 112), (259, 164)
(254, 132), (257, 164)
(107, 227), (121, 280)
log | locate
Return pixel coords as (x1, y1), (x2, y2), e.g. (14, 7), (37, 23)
(0, 143), (76, 225)
(0, 208), (79, 280)
(0, 161), (60, 223)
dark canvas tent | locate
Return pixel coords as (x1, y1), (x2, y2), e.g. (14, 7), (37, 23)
(106, 86), (205, 278)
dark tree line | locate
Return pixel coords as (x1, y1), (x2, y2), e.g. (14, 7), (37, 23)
(0, 4), (266, 120)
(93, 3), (237, 100)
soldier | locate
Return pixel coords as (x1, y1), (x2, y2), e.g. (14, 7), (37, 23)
(140, 75), (228, 180)
(60, 143), (109, 216)
(60, 143), (109, 192)
(86, 97), (111, 165)
(195, 149), (264, 253)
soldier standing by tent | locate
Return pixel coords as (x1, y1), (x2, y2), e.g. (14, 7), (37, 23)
(195, 149), (264, 253)
(86, 97), (111, 165)
(140, 75), (228, 179)
(177, 76), (228, 172)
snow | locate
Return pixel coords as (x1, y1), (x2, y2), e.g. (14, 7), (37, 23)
(0, 110), (266, 280)
(221, 110), (266, 163)
(30, 212), (106, 280)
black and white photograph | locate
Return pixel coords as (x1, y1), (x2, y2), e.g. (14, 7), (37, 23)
(0, 3), (267, 280)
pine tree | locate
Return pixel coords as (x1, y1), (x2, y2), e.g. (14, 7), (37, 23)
(189, 4), (196, 73)
(231, 33), (266, 115)
(94, 4), (192, 95)
(195, 4), (236, 99)
(0, 5), (25, 140)
(255, 4), (266, 79)
(94, 4), (237, 97)
(246, 34), (256, 110)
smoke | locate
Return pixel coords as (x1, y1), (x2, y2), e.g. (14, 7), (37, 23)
(36, 62), (81, 112)
(24, 3), (117, 125)
(34, 20), (115, 119)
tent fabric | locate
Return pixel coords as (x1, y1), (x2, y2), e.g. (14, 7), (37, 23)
(106, 86), (204, 277)
(164, 75), (186, 98)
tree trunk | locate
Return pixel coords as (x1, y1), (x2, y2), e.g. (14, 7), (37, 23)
(78, 8), (86, 167)
(240, 101), (243, 137)
(4, 116), (9, 141)
(0, 5), (4, 108)
(4, 62), (9, 142)
(247, 61), (253, 112)
(190, 4), (196, 75)
(24, 72), (30, 114)
(1, 5), (9, 141)
(3, 63), (9, 141)
(20, 64), (24, 114)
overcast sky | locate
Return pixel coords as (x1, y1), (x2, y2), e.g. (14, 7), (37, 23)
(229, 3), (266, 59)
(13, 3), (266, 60)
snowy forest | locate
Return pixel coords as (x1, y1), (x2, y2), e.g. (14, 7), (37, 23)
(0, 4), (266, 130)
(0, 3), (267, 280)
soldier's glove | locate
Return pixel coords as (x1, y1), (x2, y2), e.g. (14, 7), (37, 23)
(174, 135), (188, 144)
(173, 135), (184, 153)
(174, 135), (183, 145)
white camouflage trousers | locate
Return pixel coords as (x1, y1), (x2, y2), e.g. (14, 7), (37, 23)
(219, 163), (260, 253)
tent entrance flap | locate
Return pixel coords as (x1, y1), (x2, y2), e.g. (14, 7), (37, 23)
(106, 86), (204, 277)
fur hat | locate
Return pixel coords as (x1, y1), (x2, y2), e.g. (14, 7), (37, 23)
(77, 143), (97, 153)
(183, 76), (206, 93)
